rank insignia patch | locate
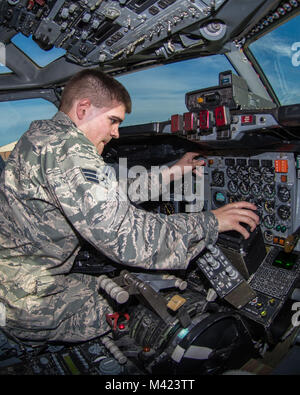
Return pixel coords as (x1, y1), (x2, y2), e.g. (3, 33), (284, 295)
(81, 168), (99, 184)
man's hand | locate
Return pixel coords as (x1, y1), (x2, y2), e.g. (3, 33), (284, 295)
(212, 201), (260, 239)
(163, 152), (204, 182)
(174, 152), (205, 174)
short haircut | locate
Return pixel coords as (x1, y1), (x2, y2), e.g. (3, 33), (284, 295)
(59, 69), (132, 114)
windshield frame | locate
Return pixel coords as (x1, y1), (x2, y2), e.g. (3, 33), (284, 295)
(241, 11), (300, 108)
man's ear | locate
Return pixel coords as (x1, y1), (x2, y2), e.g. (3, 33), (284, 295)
(76, 98), (91, 120)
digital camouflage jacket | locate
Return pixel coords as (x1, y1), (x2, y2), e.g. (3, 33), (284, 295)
(0, 111), (218, 343)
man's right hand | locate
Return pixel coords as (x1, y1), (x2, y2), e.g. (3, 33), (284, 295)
(212, 201), (260, 239)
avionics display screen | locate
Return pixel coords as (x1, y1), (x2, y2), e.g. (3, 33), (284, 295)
(272, 251), (298, 271)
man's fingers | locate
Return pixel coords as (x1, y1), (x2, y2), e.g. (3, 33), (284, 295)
(192, 159), (205, 166)
(234, 223), (251, 239)
(231, 209), (260, 225)
(237, 214), (259, 232)
(223, 201), (257, 212)
(212, 201), (260, 238)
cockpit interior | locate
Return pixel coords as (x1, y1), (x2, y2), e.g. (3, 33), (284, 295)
(0, 0), (300, 376)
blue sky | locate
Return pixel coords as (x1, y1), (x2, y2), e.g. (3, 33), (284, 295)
(0, 13), (299, 147)
(250, 14), (300, 105)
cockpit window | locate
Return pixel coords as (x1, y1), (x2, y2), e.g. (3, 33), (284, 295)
(0, 99), (57, 147)
(0, 66), (12, 74)
(12, 33), (66, 67)
(117, 55), (235, 127)
(249, 14), (300, 106)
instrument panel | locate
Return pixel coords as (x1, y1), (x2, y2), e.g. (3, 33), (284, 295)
(185, 70), (276, 112)
(166, 71), (300, 250)
(0, 0), (228, 67)
(203, 152), (299, 248)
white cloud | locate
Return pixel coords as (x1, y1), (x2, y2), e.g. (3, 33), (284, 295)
(253, 38), (292, 58)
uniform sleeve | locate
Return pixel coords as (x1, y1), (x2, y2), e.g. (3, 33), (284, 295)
(44, 139), (219, 271)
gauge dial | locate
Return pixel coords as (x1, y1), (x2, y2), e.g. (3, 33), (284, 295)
(239, 181), (250, 195)
(237, 166), (249, 181)
(263, 183), (275, 199)
(250, 183), (261, 197)
(264, 200), (275, 214)
(277, 205), (291, 220)
(228, 180), (238, 193)
(262, 167), (275, 183)
(249, 167), (261, 182)
(263, 215), (276, 229)
(278, 186), (290, 203)
(226, 166), (237, 180)
(212, 170), (225, 187)
(253, 199), (264, 218)
(263, 230), (274, 243)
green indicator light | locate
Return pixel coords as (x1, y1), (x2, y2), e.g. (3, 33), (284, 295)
(273, 251), (297, 271)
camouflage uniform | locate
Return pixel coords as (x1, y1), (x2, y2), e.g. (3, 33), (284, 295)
(0, 111), (218, 344)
